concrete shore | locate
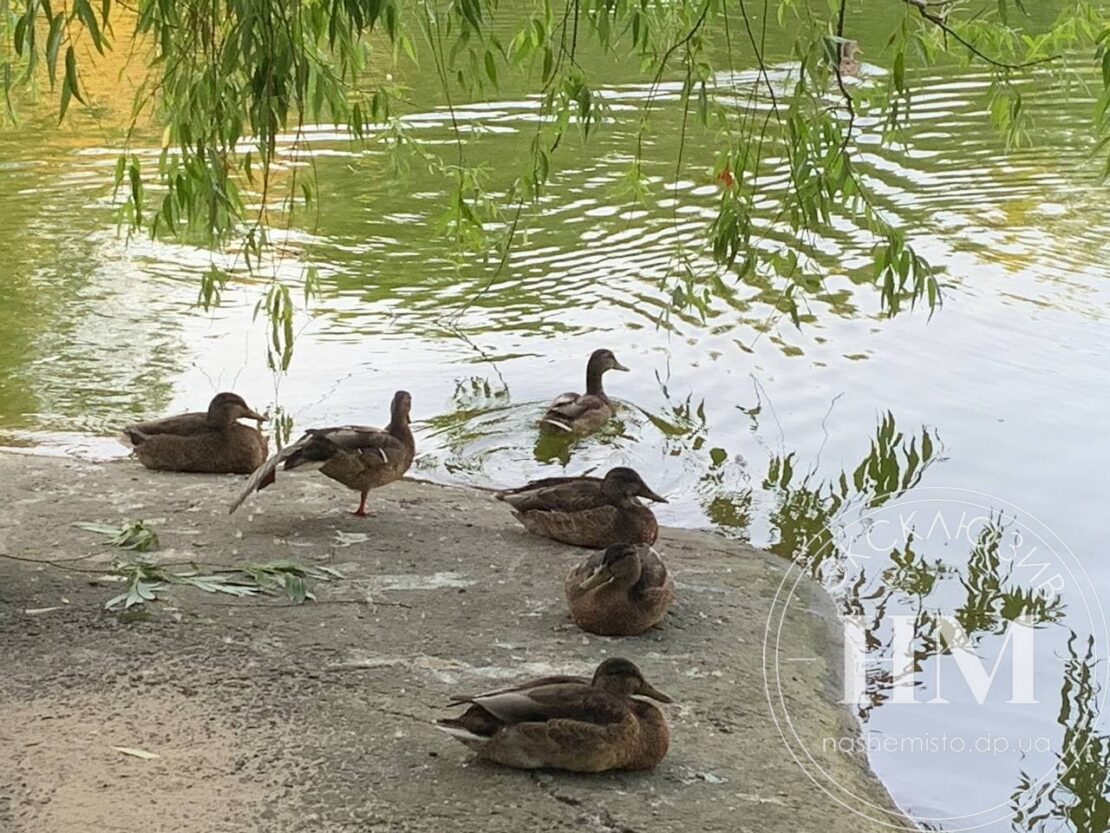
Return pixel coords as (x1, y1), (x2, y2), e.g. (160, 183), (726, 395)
(0, 451), (904, 832)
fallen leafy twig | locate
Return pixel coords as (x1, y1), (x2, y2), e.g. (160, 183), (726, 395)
(98, 556), (342, 611)
(236, 560), (344, 605)
(75, 521), (159, 553)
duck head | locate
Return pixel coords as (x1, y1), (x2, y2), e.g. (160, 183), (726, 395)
(600, 467), (667, 505)
(390, 390), (413, 425)
(587, 348), (629, 375)
(206, 393), (265, 428)
(578, 543), (645, 590)
(592, 657), (673, 703)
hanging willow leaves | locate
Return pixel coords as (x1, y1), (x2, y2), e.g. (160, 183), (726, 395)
(1, 0), (1108, 349)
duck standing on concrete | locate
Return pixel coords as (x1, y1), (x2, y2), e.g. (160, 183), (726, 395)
(437, 657), (672, 772)
(541, 349), (629, 434)
(565, 544), (675, 635)
(120, 392), (268, 474)
(496, 466), (666, 548)
(229, 390), (414, 517)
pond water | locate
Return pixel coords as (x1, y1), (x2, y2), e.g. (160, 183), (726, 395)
(1, 3), (1108, 830)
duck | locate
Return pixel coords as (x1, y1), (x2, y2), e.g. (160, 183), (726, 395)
(565, 544), (675, 635)
(496, 466), (666, 548)
(541, 349), (629, 434)
(120, 392), (268, 474)
(436, 657), (672, 772)
(228, 390), (414, 517)
(835, 38), (862, 77)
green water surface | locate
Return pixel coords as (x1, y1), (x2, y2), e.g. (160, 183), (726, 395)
(1, 3), (1109, 829)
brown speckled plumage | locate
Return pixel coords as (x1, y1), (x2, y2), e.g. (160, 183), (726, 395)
(496, 467), (666, 548)
(437, 658), (672, 772)
(540, 349), (629, 435)
(121, 393), (268, 475)
(565, 544), (675, 635)
(229, 391), (414, 516)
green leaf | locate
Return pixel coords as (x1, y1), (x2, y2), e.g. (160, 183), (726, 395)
(129, 160), (143, 226)
(45, 15), (64, 89)
(65, 46), (86, 104)
(75, 0), (105, 54)
(484, 50), (498, 86)
(59, 75), (72, 122)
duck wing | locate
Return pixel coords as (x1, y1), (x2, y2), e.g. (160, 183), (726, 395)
(228, 424), (396, 514)
(447, 674), (589, 705)
(119, 411), (208, 447)
(541, 393), (606, 432)
(283, 425), (407, 471)
(635, 546), (671, 592)
(460, 683), (627, 727)
(497, 475), (586, 495)
(497, 477), (605, 512)
(228, 430), (314, 513)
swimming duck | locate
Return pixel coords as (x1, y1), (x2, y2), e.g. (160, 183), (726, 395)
(496, 466), (666, 548)
(565, 544), (675, 635)
(839, 40), (862, 77)
(826, 36), (862, 77)
(120, 392), (268, 474)
(437, 657), (672, 772)
(541, 349), (629, 434)
(229, 390), (414, 517)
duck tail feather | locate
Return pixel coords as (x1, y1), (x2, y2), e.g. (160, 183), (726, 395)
(228, 432), (310, 514)
(119, 428), (147, 449)
(540, 417), (573, 433)
(435, 720), (489, 744)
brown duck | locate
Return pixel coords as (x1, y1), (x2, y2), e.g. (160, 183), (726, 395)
(229, 390), (414, 517)
(496, 467), (666, 548)
(120, 392), (268, 474)
(437, 657), (672, 772)
(541, 349), (629, 434)
(565, 544), (675, 635)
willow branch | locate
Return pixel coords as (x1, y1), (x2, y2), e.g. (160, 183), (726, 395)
(834, 0), (855, 158)
(902, 0), (1060, 70)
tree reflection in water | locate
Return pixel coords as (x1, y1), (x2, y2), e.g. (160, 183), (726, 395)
(1011, 634), (1108, 833)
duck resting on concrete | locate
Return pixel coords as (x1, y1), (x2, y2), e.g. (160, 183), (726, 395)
(437, 657), (672, 772)
(120, 392), (268, 474)
(496, 466), (666, 548)
(565, 543), (675, 636)
(540, 348), (629, 435)
(229, 390), (414, 517)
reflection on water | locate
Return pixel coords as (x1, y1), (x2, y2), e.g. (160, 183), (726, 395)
(1012, 634), (1110, 833)
(2, 2), (1109, 830)
(747, 413), (1103, 827)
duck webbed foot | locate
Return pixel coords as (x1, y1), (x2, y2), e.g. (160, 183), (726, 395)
(350, 492), (374, 518)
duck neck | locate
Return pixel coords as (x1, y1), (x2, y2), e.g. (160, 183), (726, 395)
(613, 500), (657, 545)
(610, 560), (643, 592)
(206, 407), (233, 430)
(388, 418), (414, 452)
(585, 362), (607, 397)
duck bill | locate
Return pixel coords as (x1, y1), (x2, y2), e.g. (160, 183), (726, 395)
(578, 566), (612, 591)
(244, 409), (267, 422)
(612, 361), (630, 372)
(639, 682), (673, 704)
(639, 485), (668, 503)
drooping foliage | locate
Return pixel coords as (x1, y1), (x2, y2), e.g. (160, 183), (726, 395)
(2, 0), (1109, 359)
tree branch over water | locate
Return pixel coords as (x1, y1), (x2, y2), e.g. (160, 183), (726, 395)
(1, 0), (1107, 352)
(900, 0), (1061, 70)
